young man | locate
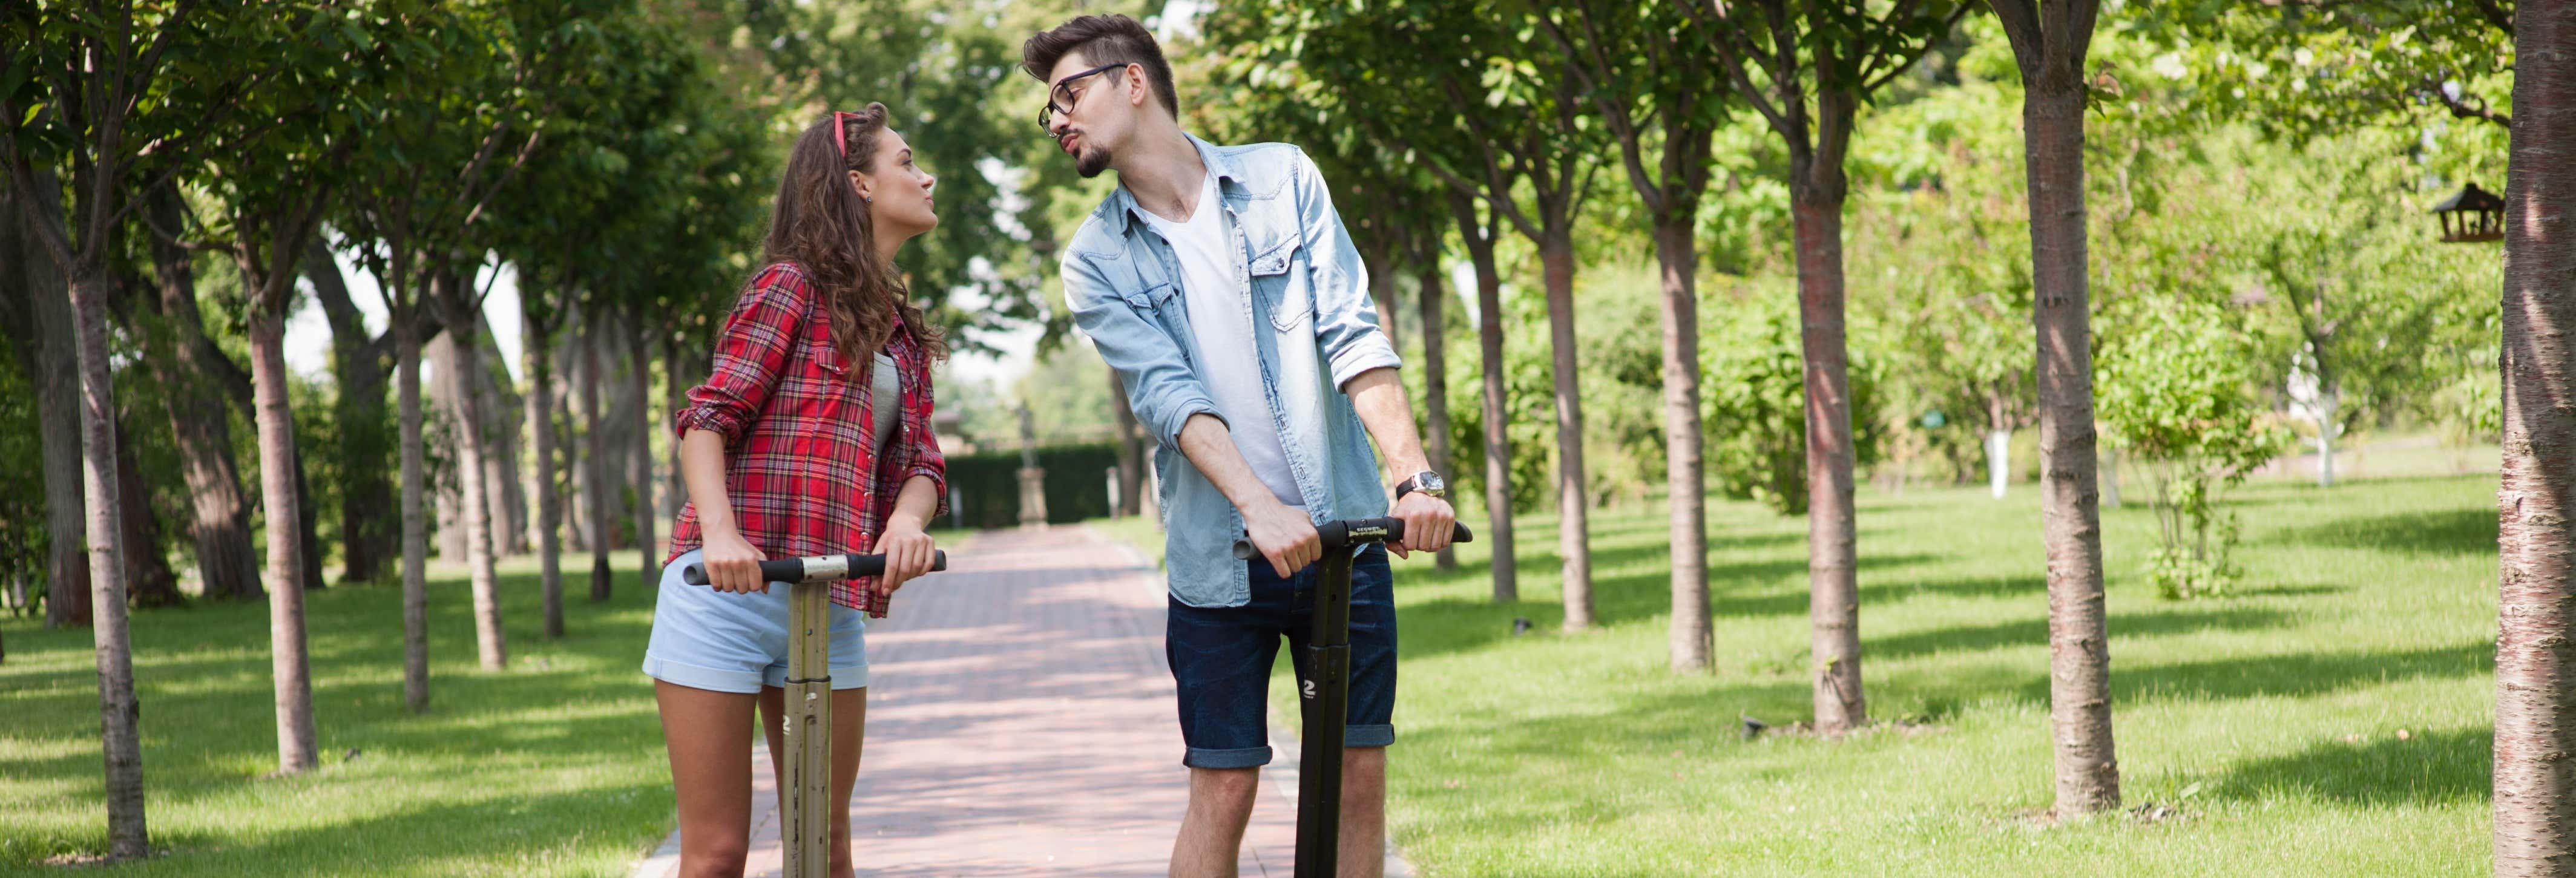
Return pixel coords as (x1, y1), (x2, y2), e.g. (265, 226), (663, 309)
(1023, 15), (1456, 878)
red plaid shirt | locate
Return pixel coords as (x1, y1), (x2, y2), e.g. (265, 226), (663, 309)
(665, 263), (948, 615)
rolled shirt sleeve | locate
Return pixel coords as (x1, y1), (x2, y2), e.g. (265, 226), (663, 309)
(1288, 147), (1403, 390)
(674, 266), (806, 447)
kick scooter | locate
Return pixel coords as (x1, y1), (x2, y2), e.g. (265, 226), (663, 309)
(683, 549), (947, 878)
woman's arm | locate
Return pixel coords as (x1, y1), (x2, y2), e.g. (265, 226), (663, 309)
(682, 428), (768, 594)
(873, 474), (941, 595)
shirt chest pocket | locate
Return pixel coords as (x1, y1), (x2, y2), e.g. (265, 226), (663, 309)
(1121, 280), (1181, 312)
(1250, 237), (1308, 332)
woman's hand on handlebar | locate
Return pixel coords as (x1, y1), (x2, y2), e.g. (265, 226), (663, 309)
(702, 528), (769, 594)
(874, 520), (938, 598)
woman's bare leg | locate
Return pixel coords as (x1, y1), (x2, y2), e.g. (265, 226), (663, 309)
(657, 680), (760, 878)
(760, 686), (868, 878)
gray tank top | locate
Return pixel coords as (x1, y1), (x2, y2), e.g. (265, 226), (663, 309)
(870, 353), (898, 451)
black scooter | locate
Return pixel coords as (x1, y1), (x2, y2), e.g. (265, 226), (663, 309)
(1233, 517), (1471, 878)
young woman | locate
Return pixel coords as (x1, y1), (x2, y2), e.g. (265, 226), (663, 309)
(644, 103), (947, 878)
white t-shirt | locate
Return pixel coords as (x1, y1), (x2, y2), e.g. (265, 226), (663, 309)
(1137, 171), (1304, 508)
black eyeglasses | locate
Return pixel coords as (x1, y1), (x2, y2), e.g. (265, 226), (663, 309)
(1037, 63), (1128, 134)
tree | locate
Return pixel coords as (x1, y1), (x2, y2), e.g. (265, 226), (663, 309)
(131, 185), (261, 602)
(2, 172), (92, 631)
(2244, 138), (2459, 489)
(2095, 296), (2288, 600)
(1539, 0), (1727, 671)
(2138, 1), (2515, 137)
(2494, 1), (2575, 873)
(1993, 0), (2118, 815)
(340, 2), (570, 695)
(180, 0), (410, 773)
(304, 238), (405, 585)
(1450, 189), (1519, 601)
(0, 0), (306, 854)
(1683, 0), (1971, 733)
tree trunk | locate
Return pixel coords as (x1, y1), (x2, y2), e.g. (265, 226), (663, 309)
(1539, 234), (1593, 631)
(111, 416), (182, 608)
(2025, 77), (2118, 813)
(629, 310), (658, 589)
(665, 332), (688, 522)
(2101, 444), (2121, 508)
(1790, 188), (1865, 733)
(246, 309), (317, 773)
(429, 330), (469, 563)
(2495, 2), (2576, 870)
(439, 286), (508, 672)
(1108, 364), (1145, 518)
(1368, 246), (1401, 356)
(585, 308), (614, 601)
(396, 316), (431, 712)
(2315, 384), (2339, 488)
(145, 187), (259, 601)
(67, 261), (148, 858)
(1456, 196), (1515, 603)
(307, 240), (396, 585)
(1987, 428), (2012, 499)
(292, 444), (324, 592)
(1654, 221), (1709, 672)
(1413, 264), (1457, 574)
(528, 314), (564, 639)
(467, 320), (528, 556)
(15, 177), (90, 629)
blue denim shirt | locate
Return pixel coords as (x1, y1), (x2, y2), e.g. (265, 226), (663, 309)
(1063, 134), (1401, 608)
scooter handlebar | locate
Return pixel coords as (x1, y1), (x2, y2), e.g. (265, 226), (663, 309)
(682, 550), (948, 586)
(1231, 518), (1474, 561)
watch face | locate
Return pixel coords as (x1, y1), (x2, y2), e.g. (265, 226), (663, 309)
(1416, 471), (1445, 496)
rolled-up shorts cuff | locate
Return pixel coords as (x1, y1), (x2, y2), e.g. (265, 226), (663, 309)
(1183, 745), (1273, 769)
(640, 655), (869, 693)
(1345, 724), (1395, 748)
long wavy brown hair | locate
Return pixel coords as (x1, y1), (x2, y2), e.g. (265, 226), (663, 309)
(758, 103), (947, 373)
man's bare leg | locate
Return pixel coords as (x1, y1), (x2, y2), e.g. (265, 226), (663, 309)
(1339, 746), (1387, 878)
(1171, 765), (1260, 877)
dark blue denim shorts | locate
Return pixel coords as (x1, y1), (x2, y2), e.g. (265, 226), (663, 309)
(1165, 546), (1396, 768)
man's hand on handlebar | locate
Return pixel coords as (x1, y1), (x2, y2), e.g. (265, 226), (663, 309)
(702, 528), (770, 594)
(873, 520), (938, 598)
(1386, 491), (1457, 560)
(1244, 499), (1322, 578)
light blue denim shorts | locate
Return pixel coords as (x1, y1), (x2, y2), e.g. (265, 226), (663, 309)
(641, 549), (869, 693)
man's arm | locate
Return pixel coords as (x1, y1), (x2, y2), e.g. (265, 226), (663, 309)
(1177, 413), (1321, 577)
(1344, 367), (1456, 558)
(1063, 245), (1318, 575)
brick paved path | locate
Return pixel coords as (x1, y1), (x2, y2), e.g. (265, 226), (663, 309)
(631, 525), (1340, 877)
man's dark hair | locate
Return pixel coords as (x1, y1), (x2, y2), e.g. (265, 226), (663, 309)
(1020, 15), (1178, 119)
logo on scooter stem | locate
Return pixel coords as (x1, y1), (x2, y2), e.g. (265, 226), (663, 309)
(1301, 680), (1316, 699)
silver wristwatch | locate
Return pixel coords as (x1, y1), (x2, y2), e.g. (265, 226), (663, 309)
(1395, 471), (1446, 501)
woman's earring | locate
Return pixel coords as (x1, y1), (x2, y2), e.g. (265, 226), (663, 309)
(863, 195), (873, 205)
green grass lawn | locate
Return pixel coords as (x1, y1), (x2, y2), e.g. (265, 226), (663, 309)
(4, 473), (2494, 876)
(0, 552), (687, 877)
(0, 526), (974, 877)
(1106, 474), (2494, 876)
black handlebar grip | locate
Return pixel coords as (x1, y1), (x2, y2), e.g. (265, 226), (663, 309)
(1230, 520), (1475, 560)
(683, 549), (948, 586)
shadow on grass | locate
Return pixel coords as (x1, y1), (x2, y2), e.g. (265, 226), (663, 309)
(1401, 549), (1940, 661)
(2079, 640), (2492, 704)
(2278, 507), (2497, 557)
(1866, 604), (2294, 661)
(2215, 726), (2489, 806)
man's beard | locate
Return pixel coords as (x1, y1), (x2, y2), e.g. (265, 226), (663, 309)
(1076, 143), (1112, 179)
